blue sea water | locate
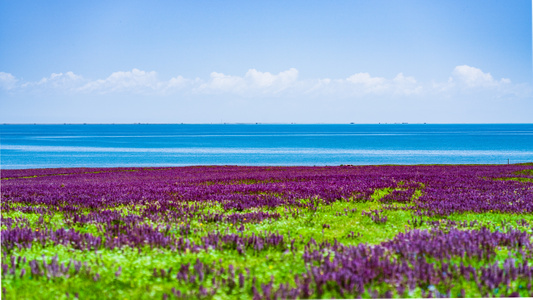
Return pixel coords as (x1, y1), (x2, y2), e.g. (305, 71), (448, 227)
(1, 124), (532, 169)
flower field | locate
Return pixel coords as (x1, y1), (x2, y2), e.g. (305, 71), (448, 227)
(1, 164), (533, 299)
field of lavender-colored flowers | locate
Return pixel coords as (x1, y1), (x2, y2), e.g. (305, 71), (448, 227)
(1, 164), (533, 299)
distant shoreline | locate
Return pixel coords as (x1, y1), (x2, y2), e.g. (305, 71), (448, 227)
(2, 123), (533, 126)
(2, 163), (533, 173)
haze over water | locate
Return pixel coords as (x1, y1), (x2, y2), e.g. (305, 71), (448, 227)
(1, 124), (532, 169)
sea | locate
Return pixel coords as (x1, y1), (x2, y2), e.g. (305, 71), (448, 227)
(1, 124), (532, 169)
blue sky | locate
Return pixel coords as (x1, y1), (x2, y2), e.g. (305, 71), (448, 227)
(1, 0), (531, 123)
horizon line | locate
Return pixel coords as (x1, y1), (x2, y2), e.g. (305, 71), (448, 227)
(2, 122), (533, 126)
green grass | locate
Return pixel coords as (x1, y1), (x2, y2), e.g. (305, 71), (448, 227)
(2, 185), (533, 299)
(495, 177), (533, 183)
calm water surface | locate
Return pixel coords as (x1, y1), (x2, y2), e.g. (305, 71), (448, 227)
(1, 124), (532, 169)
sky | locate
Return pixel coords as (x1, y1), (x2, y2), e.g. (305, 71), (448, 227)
(0, 0), (531, 124)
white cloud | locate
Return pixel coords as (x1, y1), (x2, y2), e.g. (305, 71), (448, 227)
(336, 72), (422, 96)
(0, 72), (18, 90)
(197, 68), (299, 95)
(429, 65), (525, 97)
(79, 69), (160, 93)
(35, 71), (83, 90)
(245, 68), (298, 90)
(167, 75), (190, 89)
(451, 65), (510, 88)
(2, 66), (528, 99)
(392, 73), (422, 95)
(11, 71), (84, 93)
(199, 72), (245, 93)
(4, 69), (196, 95)
(346, 72), (386, 86)
(343, 73), (386, 95)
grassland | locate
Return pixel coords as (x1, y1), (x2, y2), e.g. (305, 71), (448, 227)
(2, 165), (533, 299)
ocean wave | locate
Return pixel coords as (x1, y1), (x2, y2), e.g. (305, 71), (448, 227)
(2, 144), (533, 156)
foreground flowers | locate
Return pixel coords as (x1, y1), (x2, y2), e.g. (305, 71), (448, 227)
(1, 165), (533, 298)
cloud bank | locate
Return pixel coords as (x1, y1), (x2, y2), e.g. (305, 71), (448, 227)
(0, 66), (527, 98)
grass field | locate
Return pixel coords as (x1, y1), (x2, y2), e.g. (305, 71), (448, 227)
(1, 164), (533, 299)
